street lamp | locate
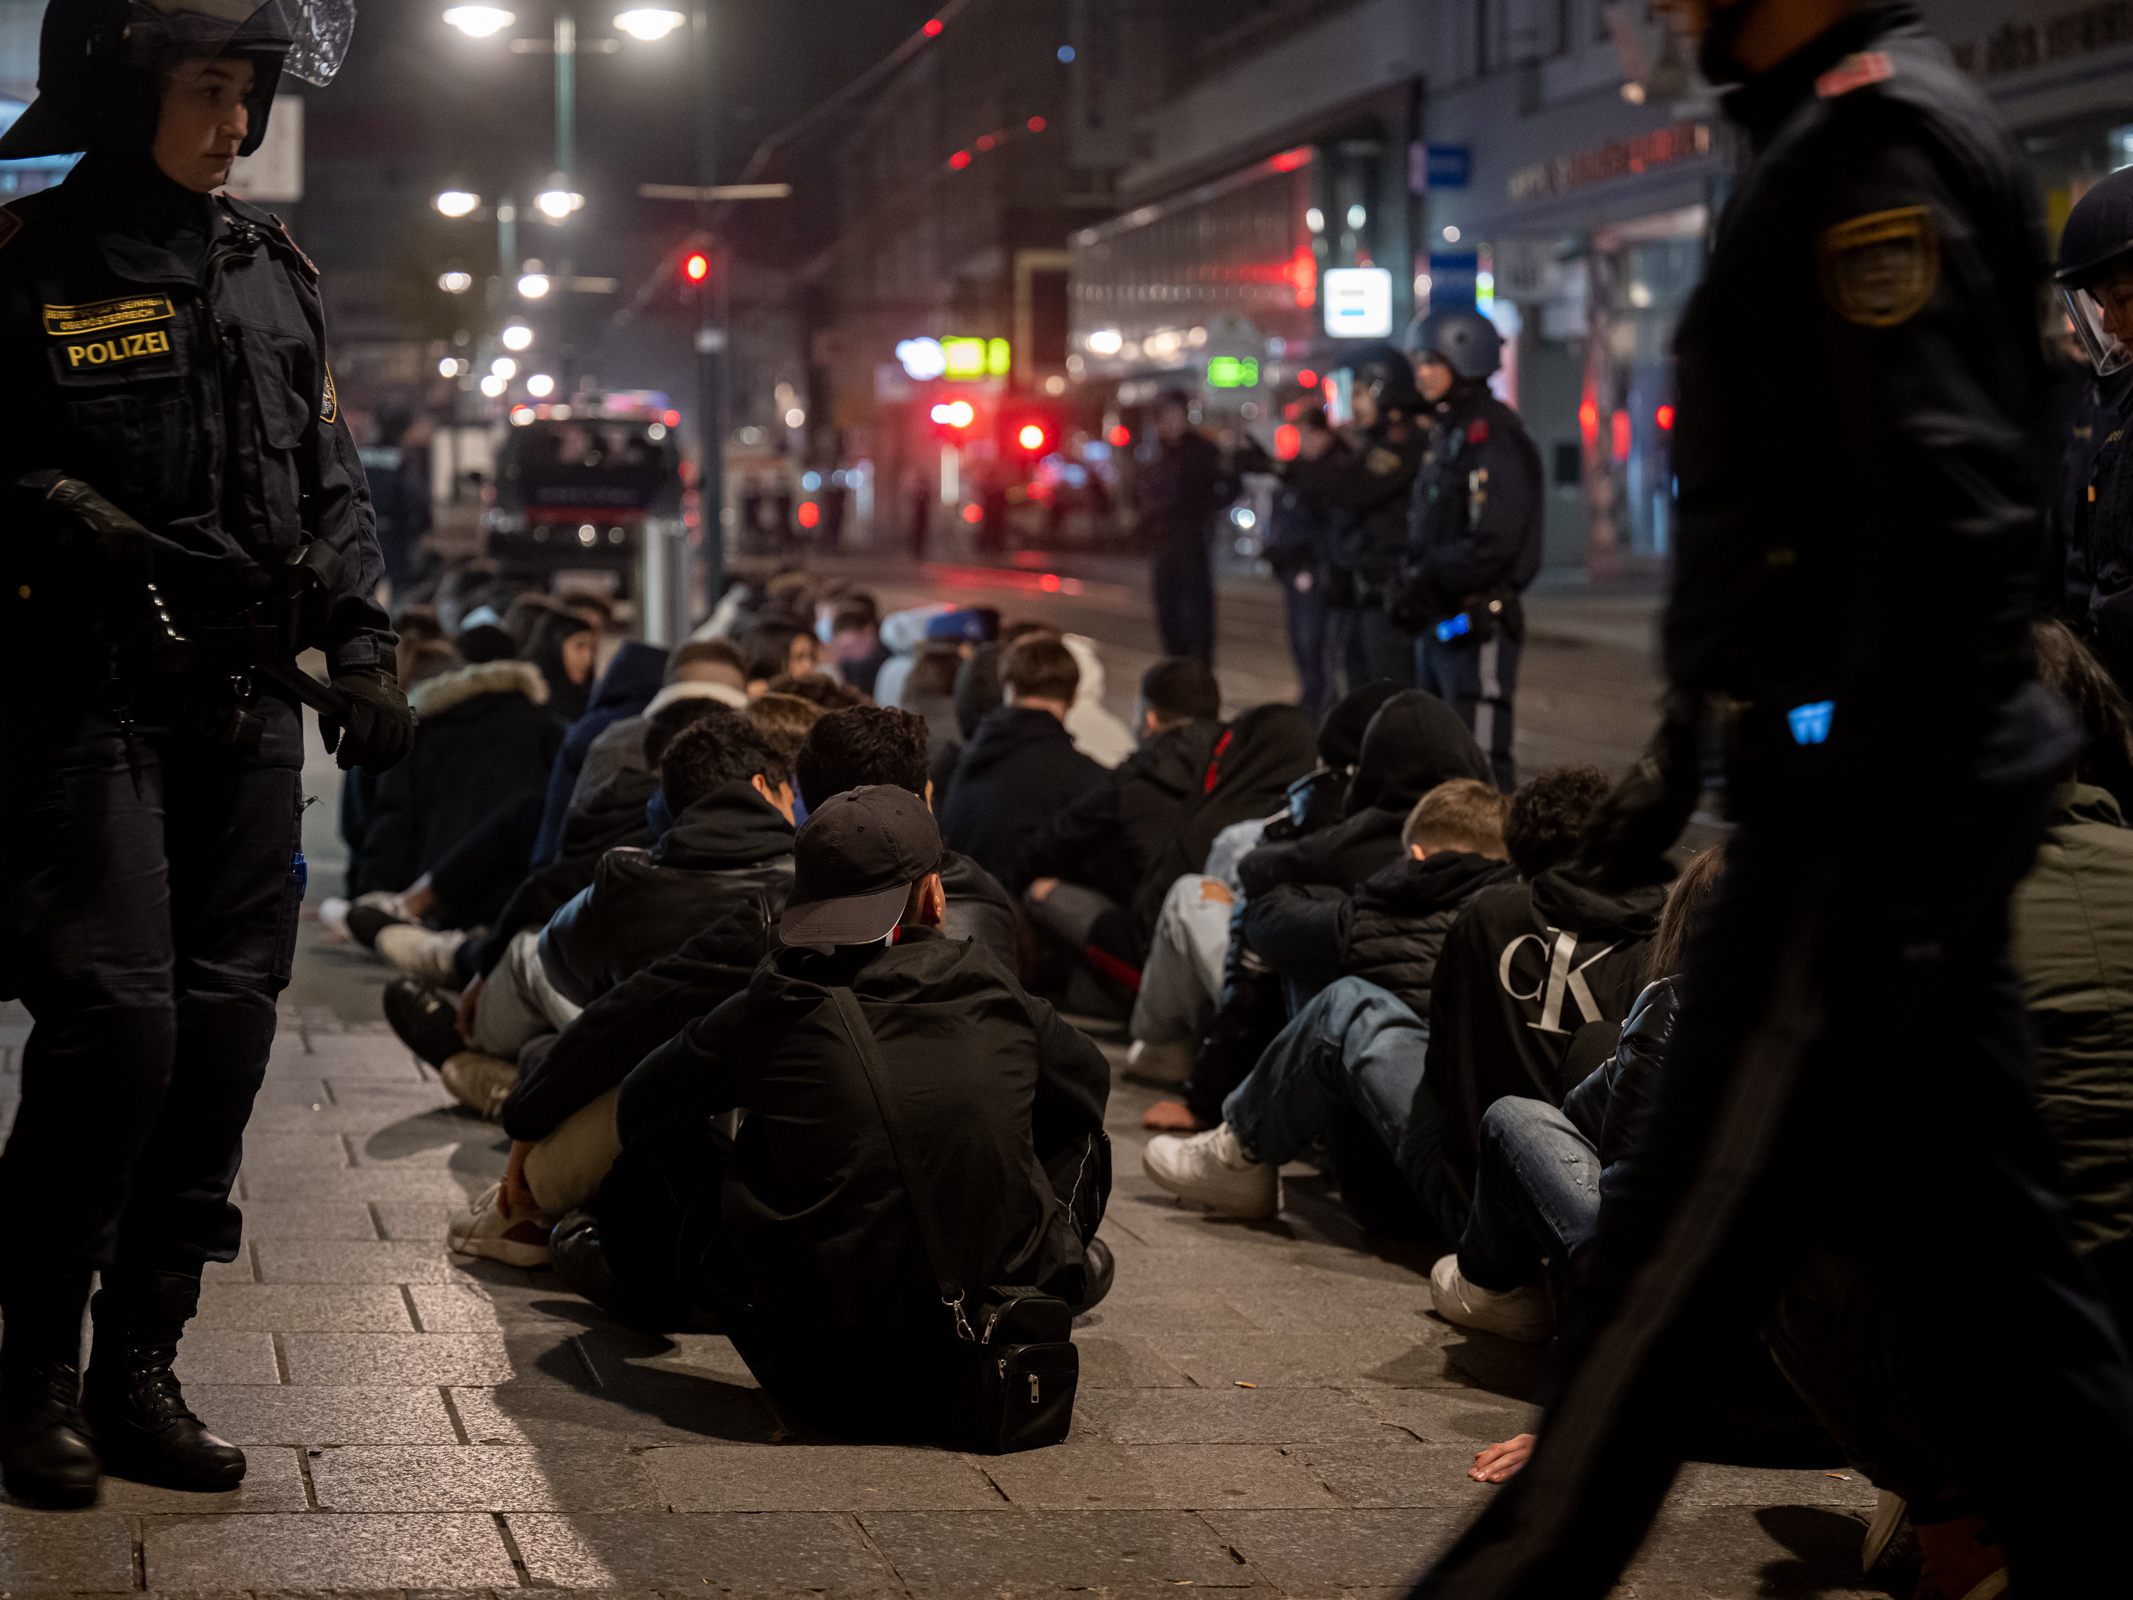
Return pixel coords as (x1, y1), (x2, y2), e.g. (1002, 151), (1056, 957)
(438, 269), (474, 293)
(613, 7), (685, 41)
(517, 265), (552, 298)
(501, 322), (535, 352)
(534, 184), (583, 221)
(526, 372), (557, 397)
(443, 5), (516, 36)
(434, 188), (482, 217)
(491, 356), (519, 379)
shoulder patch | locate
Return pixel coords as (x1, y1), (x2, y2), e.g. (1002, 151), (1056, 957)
(1466, 419), (1490, 446)
(1818, 206), (1939, 328)
(320, 362), (338, 424)
(273, 217), (318, 282)
(1816, 51), (1893, 100)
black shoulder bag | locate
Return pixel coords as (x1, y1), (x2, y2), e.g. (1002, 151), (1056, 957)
(829, 986), (1079, 1453)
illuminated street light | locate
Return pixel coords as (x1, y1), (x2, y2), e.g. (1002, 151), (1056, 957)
(479, 373), (509, 398)
(526, 372), (557, 398)
(500, 322), (535, 352)
(437, 269), (474, 293)
(491, 356), (519, 379)
(437, 356), (464, 378)
(534, 186), (583, 221)
(517, 268), (551, 299)
(433, 189), (481, 218)
(443, 6), (516, 37)
(613, 7), (686, 42)
(784, 408), (807, 429)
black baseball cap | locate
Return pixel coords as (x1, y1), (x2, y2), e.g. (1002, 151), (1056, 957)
(779, 785), (945, 949)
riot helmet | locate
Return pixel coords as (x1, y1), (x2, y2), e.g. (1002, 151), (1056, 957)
(1405, 308), (1503, 383)
(1341, 344), (1422, 415)
(2058, 167), (2133, 377)
(0, 0), (354, 161)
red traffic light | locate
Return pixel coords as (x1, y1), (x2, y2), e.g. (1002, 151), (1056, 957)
(1016, 421), (1049, 453)
(682, 250), (710, 284)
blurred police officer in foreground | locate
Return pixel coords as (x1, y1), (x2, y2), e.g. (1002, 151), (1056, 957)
(1260, 346), (1427, 689)
(1137, 389), (1236, 664)
(1414, 3), (2133, 1596)
(2054, 169), (2133, 695)
(0, 0), (411, 1507)
(1393, 309), (1542, 788)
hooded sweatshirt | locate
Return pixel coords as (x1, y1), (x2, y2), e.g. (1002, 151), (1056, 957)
(869, 604), (955, 710)
(537, 780), (796, 1009)
(1017, 717), (1227, 905)
(529, 641), (670, 868)
(1239, 690), (1494, 900)
(1062, 634), (1138, 768)
(940, 704), (1109, 886)
(1423, 859), (1669, 1185)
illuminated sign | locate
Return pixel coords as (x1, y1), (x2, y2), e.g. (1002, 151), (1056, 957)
(1323, 267), (1395, 338)
(1207, 356), (1261, 389)
(897, 338), (946, 381)
(924, 336), (1012, 382)
(1507, 122), (1714, 204)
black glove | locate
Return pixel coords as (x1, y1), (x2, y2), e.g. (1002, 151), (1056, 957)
(33, 474), (155, 590)
(1580, 704), (1702, 891)
(320, 667), (416, 773)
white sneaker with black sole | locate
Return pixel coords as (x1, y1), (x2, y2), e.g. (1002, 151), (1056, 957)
(376, 924), (468, 986)
(1429, 1254), (1556, 1342)
(1141, 1124), (1279, 1218)
(447, 1183), (554, 1268)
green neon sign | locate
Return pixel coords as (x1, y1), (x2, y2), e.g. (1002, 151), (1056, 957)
(1207, 356), (1260, 389)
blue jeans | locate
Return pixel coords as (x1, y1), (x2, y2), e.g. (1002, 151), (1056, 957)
(1457, 1097), (1601, 1292)
(1223, 977), (1467, 1231)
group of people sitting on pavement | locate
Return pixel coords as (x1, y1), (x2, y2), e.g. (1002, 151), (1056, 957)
(323, 559), (2133, 1591)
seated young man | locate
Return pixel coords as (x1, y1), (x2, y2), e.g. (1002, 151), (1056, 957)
(561, 789), (1112, 1438)
(940, 636), (1108, 885)
(436, 708), (796, 1122)
(460, 706), (1025, 1270)
(1141, 778), (1514, 1225)
(1428, 845), (1723, 1343)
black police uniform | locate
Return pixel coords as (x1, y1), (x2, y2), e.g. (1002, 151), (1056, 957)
(1138, 428), (1235, 663)
(2061, 372), (2133, 693)
(1400, 388), (1542, 788)
(1283, 411), (1426, 690)
(1413, 8), (2133, 1597)
(0, 150), (396, 1489)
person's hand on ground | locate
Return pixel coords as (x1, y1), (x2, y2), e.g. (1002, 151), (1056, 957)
(1142, 1098), (1202, 1132)
(454, 975), (484, 1042)
(500, 1141), (536, 1221)
(1028, 878), (1060, 904)
(1470, 1433), (1535, 1484)
(1199, 880), (1234, 906)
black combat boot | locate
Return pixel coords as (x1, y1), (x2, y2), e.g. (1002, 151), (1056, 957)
(82, 1273), (244, 1491)
(0, 1272), (101, 1508)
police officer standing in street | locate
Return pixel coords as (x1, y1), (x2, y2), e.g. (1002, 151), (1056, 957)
(0, 0), (412, 1507)
(2053, 169), (2133, 696)
(1394, 309), (1542, 788)
(1413, 2), (2133, 1596)
(1137, 389), (1236, 664)
(1254, 345), (1428, 690)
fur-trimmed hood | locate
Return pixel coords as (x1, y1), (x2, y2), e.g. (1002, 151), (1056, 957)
(409, 659), (550, 718)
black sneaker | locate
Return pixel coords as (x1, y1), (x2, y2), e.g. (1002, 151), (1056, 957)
(382, 977), (464, 1069)
(347, 900), (412, 951)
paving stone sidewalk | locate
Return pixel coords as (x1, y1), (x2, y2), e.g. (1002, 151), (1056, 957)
(0, 957), (1888, 1599)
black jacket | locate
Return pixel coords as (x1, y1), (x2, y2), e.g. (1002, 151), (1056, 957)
(1424, 862), (1668, 1182)
(940, 705), (1108, 885)
(467, 765), (657, 980)
(1138, 431), (1235, 547)
(1403, 389), (1544, 617)
(617, 931), (1110, 1418)
(503, 847), (1014, 1142)
(1664, 3), (2048, 783)
(0, 153), (390, 676)
(350, 660), (561, 898)
(1017, 718), (1224, 902)
(1563, 977), (1679, 1206)
(529, 641), (668, 868)
(1239, 689), (1493, 900)
(538, 780), (794, 1010)
(1282, 411), (1427, 589)
(1246, 850), (1515, 1017)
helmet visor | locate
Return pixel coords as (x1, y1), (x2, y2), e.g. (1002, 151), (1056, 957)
(118, 1), (354, 86)
(2064, 276), (2133, 378)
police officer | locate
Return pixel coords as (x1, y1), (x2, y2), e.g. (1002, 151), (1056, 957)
(2053, 168), (2133, 696)
(1264, 345), (1427, 689)
(1413, 3), (2133, 1596)
(0, 0), (412, 1507)
(1394, 309), (1542, 788)
(1137, 389), (1236, 664)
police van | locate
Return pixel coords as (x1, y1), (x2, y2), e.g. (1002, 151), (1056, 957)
(481, 395), (684, 595)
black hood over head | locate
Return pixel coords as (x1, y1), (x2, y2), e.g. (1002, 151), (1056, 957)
(1345, 690), (1494, 817)
(1528, 860), (1671, 944)
(953, 643), (1004, 739)
(1317, 679), (1402, 770)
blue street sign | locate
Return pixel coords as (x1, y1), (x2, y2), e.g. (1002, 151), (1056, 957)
(1425, 144), (1472, 192)
(1427, 251), (1480, 309)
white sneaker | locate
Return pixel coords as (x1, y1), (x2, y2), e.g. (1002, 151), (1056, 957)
(440, 1051), (517, 1122)
(376, 924), (468, 986)
(354, 889), (412, 920)
(1124, 1039), (1194, 1088)
(1141, 1124), (1279, 1218)
(1429, 1254), (1555, 1342)
(318, 896), (353, 940)
(447, 1183), (553, 1268)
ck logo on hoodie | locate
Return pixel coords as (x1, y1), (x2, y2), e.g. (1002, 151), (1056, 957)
(1498, 929), (1618, 1035)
